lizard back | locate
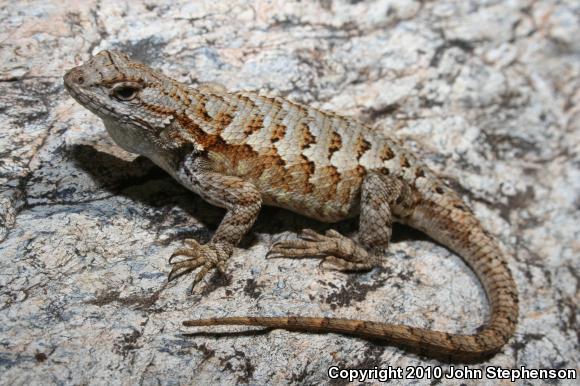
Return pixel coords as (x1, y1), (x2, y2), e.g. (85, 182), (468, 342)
(176, 87), (430, 222)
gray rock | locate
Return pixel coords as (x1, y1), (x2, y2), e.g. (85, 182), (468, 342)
(1, 0), (578, 385)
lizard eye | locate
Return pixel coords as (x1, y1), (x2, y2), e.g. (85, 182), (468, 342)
(111, 82), (141, 101)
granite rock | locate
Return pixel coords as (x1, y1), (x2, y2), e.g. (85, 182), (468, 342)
(0, 0), (578, 385)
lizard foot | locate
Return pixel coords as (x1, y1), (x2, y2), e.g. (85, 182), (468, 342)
(268, 229), (379, 271)
(168, 239), (233, 292)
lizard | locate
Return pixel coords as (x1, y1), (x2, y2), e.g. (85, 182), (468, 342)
(64, 50), (518, 361)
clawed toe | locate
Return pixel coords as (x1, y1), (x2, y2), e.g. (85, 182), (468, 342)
(299, 228), (324, 241)
(324, 229), (342, 238)
(169, 249), (196, 263)
(168, 258), (205, 282)
(267, 229), (379, 270)
(168, 239), (202, 263)
(168, 241), (232, 291)
(266, 229), (341, 260)
(190, 262), (214, 291)
(184, 238), (202, 249)
(267, 237), (326, 259)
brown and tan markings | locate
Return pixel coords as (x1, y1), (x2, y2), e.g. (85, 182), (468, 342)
(328, 131), (342, 156)
(283, 154), (315, 194)
(355, 135), (372, 160)
(235, 93), (258, 111)
(139, 100), (175, 116)
(270, 124), (286, 143)
(173, 84), (191, 106)
(314, 165), (342, 202)
(231, 94), (262, 136)
(298, 122), (316, 149)
(379, 145), (395, 161)
(204, 138), (293, 194)
(177, 114), (218, 149)
(213, 111), (234, 132)
(243, 116), (264, 136)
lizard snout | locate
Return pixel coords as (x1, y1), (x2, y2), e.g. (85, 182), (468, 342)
(64, 67), (86, 87)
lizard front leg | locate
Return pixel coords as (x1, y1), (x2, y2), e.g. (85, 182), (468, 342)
(268, 173), (410, 270)
(169, 156), (262, 291)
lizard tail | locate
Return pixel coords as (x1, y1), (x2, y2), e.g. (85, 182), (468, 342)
(183, 195), (518, 361)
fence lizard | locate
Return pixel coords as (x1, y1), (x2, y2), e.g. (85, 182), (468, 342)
(64, 50), (518, 361)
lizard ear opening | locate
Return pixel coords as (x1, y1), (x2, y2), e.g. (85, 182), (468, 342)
(111, 82), (141, 101)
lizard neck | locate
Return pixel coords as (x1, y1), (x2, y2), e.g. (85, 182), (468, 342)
(103, 118), (179, 176)
(103, 118), (149, 155)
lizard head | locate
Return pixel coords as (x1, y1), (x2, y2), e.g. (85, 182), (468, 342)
(64, 50), (187, 154)
(65, 50), (151, 119)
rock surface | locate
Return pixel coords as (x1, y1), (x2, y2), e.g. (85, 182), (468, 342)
(1, 0), (578, 385)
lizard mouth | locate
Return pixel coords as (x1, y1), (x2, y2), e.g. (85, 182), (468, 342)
(63, 78), (88, 107)
(63, 67), (105, 116)
(63, 68), (82, 98)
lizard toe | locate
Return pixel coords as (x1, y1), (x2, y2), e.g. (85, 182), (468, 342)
(168, 241), (233, 290)
(168, 259), (205, 282)
(268, 238), (326, 259)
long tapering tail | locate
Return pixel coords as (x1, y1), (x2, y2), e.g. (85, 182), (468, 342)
(183, 193), (518, 361)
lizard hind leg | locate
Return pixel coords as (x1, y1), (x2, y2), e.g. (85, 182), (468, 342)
(267, 172), (400, 271)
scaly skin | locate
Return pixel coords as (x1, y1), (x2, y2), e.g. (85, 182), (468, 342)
(64, 50), (518, 361)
